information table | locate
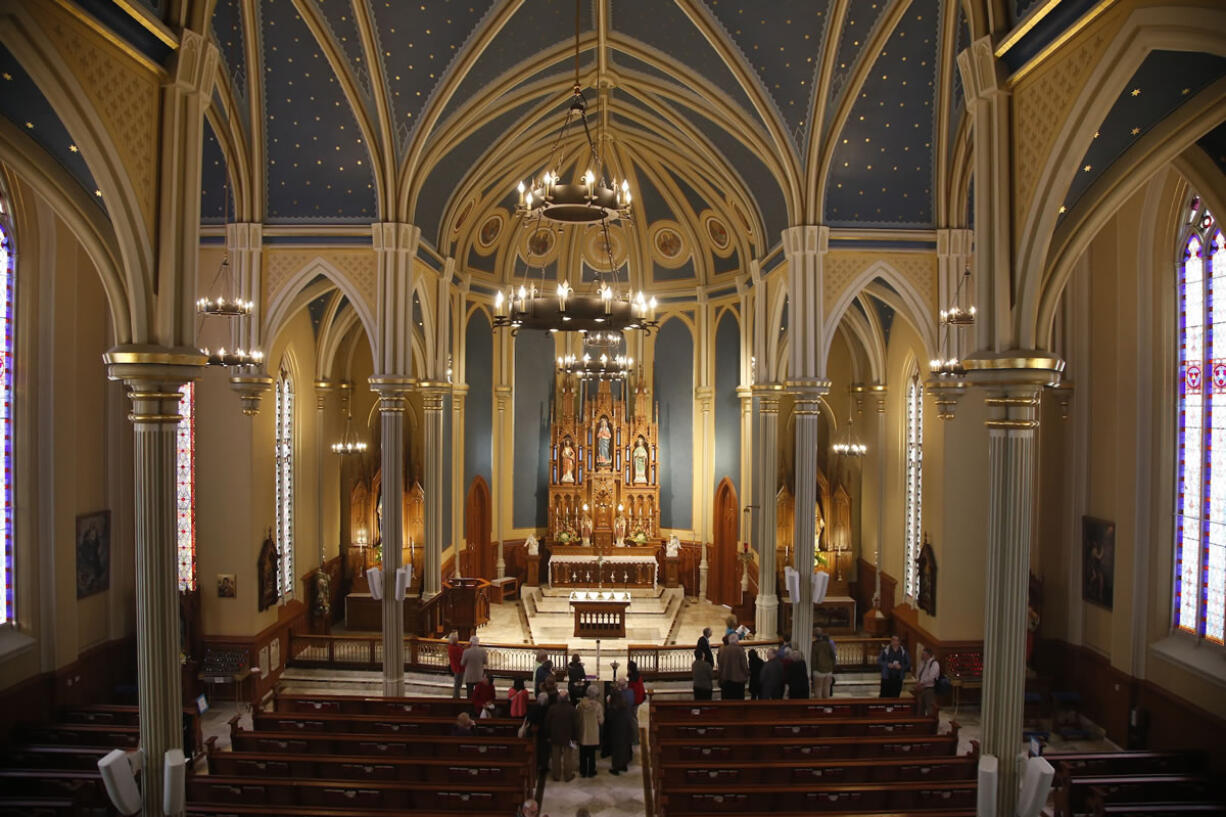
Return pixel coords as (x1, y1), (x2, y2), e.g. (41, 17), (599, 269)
(549, 545), (659, 588)
(569, 590), (632, 638)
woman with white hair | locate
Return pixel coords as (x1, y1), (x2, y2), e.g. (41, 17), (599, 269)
(461, 635), (487, 697)
(717, 632), (749, 699)
(576, 684), (604, 777)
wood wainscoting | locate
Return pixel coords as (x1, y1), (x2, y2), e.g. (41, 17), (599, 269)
(202, 600), (306, 708)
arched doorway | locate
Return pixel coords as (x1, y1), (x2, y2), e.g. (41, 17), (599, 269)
(710, 477), (740, 608)
(464, 476), (493, 579)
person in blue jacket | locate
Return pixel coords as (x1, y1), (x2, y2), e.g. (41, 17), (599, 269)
(879, 635), (910, 698)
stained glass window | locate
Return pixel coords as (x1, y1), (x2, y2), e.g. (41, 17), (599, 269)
(904, 370), (923, 600)
(1175, 196), (1225, 643)
(0, 191), (13, 626)
(275, 369), (294, 599)
(176, 381), (196, 591)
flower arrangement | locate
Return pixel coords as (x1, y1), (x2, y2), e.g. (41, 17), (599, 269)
(814, 550), (829, 569)
(631, 530), (648, 545)
(556, 530), (575, 545)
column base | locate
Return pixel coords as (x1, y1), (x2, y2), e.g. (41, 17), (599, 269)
(495, 558), (506, 580)
(698, 562), (709, 600)
(382, 677), (405, 697)
(755, 594), (779, 640)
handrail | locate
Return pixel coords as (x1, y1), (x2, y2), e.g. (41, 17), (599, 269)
(289, 632), (569, 678)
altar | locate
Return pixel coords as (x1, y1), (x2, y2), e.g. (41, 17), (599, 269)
(549, 545), (659, 589)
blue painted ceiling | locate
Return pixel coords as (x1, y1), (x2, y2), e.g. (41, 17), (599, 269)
(1199, 122), (1226, 179)
(1059, 51), (1226, 224)
(0, 44), (104, 214)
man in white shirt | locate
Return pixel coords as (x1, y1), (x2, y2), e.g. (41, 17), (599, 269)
(915, 647), (941, 716)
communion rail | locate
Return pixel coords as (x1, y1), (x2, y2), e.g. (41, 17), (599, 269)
(628, 636), (891, 679)
(289, 633), (569, 679)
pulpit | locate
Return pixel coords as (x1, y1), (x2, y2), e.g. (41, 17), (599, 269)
(664, 555), (680, 588)
(569, 590), (631, 638)
(444, 577), (491, 640)
(525, 554), (541, 587)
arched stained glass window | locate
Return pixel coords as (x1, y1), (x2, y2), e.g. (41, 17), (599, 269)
(176, 382), (196, 591)
(275, 369), (294, 599)
(0, 190), (13, 625)
(1176, 196), (1226, 643)
(903, 370), (923, 600)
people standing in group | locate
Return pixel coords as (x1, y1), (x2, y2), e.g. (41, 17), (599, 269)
(472, 671), (497, 715)
(567, 653), (587, 701)
(879, 635), (910, 698)
(448, 632), (465, 699)
(747, 648), (764, 699)
(692, 648), (714, 700)
(509, 677), (531, 719)
(527, 692), (552, 778)
(604, 685), (633, 775)
(461, 636), (488, 697)
(534, 651), (553, 694)
(759, 646), (785, 699)
(696, 627), (714, 665)
(783, 642), (811, 698)
(812, 628), (838, 698)
(544, 689), (579, 781)
(914, 647), (941, 715)
(575, 685), (604, 778)
(717, 633), (749, 699)
(626, 662), (646, 745)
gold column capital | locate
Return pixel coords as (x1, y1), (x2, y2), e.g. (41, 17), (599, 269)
(369, 374), (415, 412)
(962, 351), (1064, 430)
(104, 346), (206, 424)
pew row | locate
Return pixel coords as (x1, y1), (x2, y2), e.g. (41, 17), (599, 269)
(206, 750), (530, 789)
(187, 774), (523, 813)
(650, 715), (939, 740)
(225, 725), (531, 759)
(272, 692), (511, 719)
(650, 697), (923, 722)
(249, 710), (521, 737)
(660, 780), (979, 814)
(656, 754), (978, 786)
(653, 731), (962, 764)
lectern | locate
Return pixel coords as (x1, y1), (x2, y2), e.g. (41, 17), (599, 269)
(569, 590), (632, 638)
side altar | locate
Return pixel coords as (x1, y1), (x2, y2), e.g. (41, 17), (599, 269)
(548, 378), (660, 549)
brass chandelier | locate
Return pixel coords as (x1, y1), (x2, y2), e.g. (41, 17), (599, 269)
(492, 0), (655, 335)
(198, 183), (263, 368)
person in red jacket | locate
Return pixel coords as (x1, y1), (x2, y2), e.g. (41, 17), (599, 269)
(626, 660), (646, 746)
(447, 632), (465, 699)
(472, 671), (497, 715)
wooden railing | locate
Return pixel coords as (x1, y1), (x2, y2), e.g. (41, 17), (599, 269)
(628, 636), (890, 680)
(288, 632), (569, 679)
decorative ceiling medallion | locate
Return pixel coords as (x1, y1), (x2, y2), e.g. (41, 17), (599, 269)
(706, 218), (729, 250)
(730, 201), (754, 245)
(453, 197), (475, 236)
(656, 228), (681, 258)
(474, 211), (505, 255)
(528, 228), (555, 258)
(584, 225), (627, 270)
(649, 220), (689, 269)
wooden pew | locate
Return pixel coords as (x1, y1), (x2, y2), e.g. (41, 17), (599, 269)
(207, 751), (530, 789)
(650, 698), (922, 722)
(654, 732), (962, 764)
(1096, 805), (1226, 817)
(656, 754), (978, 786)
(54, 703), (203, 754)
(1049, 750), (1206, 789)
(273, 693), (512, 719)
(225, 728), (530, 759)
(249, 710), (521, 737)
(186, 806), (512, 817)
(187, 774), (523, 812)
(3, 745), (110, 770)
(0, 769), (107, 806)
(1057, 775), (1216, 817)
(17, 723), (139, 748)
(651, 714), (939, 740)
(660, 780), (979, 813)
(0, 796), (85, 817)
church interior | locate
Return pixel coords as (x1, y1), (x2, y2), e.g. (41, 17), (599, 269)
(0, 0), (1225, 815)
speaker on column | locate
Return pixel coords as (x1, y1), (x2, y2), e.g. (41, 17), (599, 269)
(394, 566), (411, 601)
(98, 748), (141, 816)
(1016, 756), (1054, 817)
(977, 753), (998, 817)
(163, 748), (186, 815)
(367, 567), (383, 600)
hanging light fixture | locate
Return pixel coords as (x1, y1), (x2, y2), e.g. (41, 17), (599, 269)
(331, 382), (368, 456)
(492, 0), (656, 335)
(197, 183), (253, 317)
(938, 265), (976, 326)
(927, 262), (974, 418)
(831, 392), (868, 457)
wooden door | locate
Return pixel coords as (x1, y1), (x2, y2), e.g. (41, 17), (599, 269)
(710, 477), (740, 608)
(465, 476), (493, 579)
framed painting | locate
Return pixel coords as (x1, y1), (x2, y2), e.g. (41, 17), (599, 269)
(1082, 516), (1115, 609)
(75, 510), (111, 599)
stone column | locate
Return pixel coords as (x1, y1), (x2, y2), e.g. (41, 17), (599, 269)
(421, 384), (446, 597)
(696, 385), (714, 599)
(370, 377), (412, 696)
(965, 355), (1063, 816)
(753, 385), (782, 638)
(105, 350), (203, 817)
(789, 387), (828, 666)
(314, 381), (334, 566)
(781, 225), (830, 667)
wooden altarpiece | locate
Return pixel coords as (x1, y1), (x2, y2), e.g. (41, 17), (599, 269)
(548, 379), (659, 547)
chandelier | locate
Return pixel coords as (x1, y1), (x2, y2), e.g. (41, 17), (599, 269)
(927, 262), (975, 417)
(197, 182), (263, 368)
(831, 393), (867, 457)
(331, 382), (368, 456)
(557, 350), (635, 380)
(492, 0), (655, 335)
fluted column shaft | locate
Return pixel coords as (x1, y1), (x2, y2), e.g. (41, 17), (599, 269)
(790, 391), (826, 666)
(314, 382), (333, 566)
(753, 388), (781, 638)
(371, 378), (410, 696)
(966, 354), (1062, 817)
(422, 386), (446, 597)
(106, 352), (203, 817)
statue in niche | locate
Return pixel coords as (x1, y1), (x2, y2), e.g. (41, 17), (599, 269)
(581, 506), (593, 547)
(666, 535), (681, 558)
(595, 416), (613, 469)
(613, 506), (627, 547)
(560, 437), (576, 483)
(257, 529), (279, 612)
(632, 436), (649, 484)
(917, 536), (937, 616)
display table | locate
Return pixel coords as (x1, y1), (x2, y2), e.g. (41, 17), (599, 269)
(569, 590), (632, 638)
(549, 546), (659, 588)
